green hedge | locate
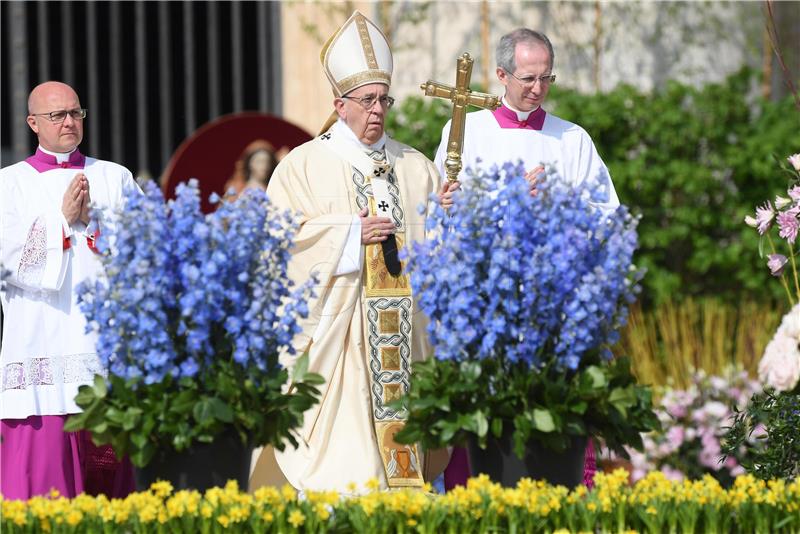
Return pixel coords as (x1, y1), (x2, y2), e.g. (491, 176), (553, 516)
(386, 70), (800, 304)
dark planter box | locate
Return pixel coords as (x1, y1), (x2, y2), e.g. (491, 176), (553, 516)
(135, 431), (252, 492)
(467, 433), (587, 488)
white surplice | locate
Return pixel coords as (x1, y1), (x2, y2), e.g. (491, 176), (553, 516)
(0, 149), (138, 420)
(435, 102), (620, 211)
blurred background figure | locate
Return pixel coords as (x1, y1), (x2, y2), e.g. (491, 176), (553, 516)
(224, 139), (279, 196)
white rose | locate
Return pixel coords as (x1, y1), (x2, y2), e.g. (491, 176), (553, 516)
(779, 303), (800, 338)
(709, 376), (727, 391)
(704, 400), (729, 419)
(758, 331), (800, 392)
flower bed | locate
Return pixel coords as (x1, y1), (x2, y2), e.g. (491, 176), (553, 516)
(619, 368), (762, 485)
(3, 471), (798, 533)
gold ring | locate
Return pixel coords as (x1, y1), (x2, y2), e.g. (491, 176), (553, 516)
(372, 229), (380, 237)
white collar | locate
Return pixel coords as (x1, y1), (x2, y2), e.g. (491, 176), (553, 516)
(38, 145), (77, 164)
(332, 118), (386, 152)
(501, 97), (540, 121)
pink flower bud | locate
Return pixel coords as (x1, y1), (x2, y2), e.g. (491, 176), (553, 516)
(776, 195), (793, 210)
(767, 254), (788, 276)
(788, 153), (800, 172)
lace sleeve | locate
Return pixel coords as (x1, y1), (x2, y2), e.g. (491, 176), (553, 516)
(17, 216), (48, 287)
(2, 211), (69, 292)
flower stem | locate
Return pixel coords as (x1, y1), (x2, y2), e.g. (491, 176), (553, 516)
(766, 234), (795, 306)
(790, 241), (800, 302)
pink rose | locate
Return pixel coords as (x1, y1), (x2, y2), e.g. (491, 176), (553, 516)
(666, 426), (685, 448)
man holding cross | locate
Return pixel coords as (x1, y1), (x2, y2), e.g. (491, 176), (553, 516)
(249, 10), (453, 493)
(434, 28), (619, 210)
(431, 29), (618, 490)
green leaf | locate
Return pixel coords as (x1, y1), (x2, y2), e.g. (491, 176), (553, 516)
(532, 409), (556, 433)
(585, 366), (607, 389)
(609, 386), (636, 417)
(63, 413), (86, 432)
(130, 432), (149, 449)
(291, 351), (310, 382)
(491, 418), (503, 438)
(460, 361), (482, 381)
(208, 398), (234, 423)
(91, 421), (109, 434)
(92, 374), (108, 398)
(193, 399), (214, 425)
(570, 401), (588, 414)
(301, 372), (326, 386)
(473, 411), (489, 438)
(122, 408), (143, 431)
(131, 442), (156, 468)
(171, 390), (198, 414)
(73, 385), (98, 406)
(105, 407), (125, 424)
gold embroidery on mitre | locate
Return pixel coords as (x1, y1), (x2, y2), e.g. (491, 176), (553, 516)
(381, 346), (401, 370)
(337, 71), (392, 96)
(355, 14), (379, 70)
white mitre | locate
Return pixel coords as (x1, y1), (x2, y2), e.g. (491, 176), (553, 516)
(321, 10), (393, 97)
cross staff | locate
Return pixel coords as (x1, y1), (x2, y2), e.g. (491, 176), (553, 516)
(420, 53), (501, 184)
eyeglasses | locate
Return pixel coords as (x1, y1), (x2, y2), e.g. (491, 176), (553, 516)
(30, 108), (87, 123)
(505, 71), (556, 87)
(341, 94), (395, 110)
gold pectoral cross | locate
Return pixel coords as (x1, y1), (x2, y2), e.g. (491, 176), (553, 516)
(420, 53), (501, 183)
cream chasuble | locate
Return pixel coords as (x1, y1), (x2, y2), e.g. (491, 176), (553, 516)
(250, 126), (447, 493)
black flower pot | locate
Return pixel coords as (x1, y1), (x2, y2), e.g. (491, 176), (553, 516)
(135, 431), (252, 492)
(467, 432), (587, 488)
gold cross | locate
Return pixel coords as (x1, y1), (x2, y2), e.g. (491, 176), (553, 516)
(420, 53), (501, 184)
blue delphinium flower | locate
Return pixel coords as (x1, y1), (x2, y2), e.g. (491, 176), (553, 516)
(404, 162), (641, 371)
(77, 180), (312, 386)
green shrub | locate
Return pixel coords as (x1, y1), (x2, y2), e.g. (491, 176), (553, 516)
(386, 70), (800, 304)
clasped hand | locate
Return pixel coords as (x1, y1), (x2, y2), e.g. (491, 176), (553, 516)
(525, 165), (545, 197)
(62, 173), (91, 225)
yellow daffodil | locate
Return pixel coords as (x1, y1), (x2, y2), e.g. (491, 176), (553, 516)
(288, 509), (306, 527)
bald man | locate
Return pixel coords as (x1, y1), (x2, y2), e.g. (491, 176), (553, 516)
(0, 82), (139, 500)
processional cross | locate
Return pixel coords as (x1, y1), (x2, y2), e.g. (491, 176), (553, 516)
(420, 53), (501, 184)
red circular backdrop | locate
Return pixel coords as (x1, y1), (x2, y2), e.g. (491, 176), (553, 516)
(161, 112), (312, 212)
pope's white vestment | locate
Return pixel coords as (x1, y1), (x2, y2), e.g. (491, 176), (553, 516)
(249, 120), (449, 493)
